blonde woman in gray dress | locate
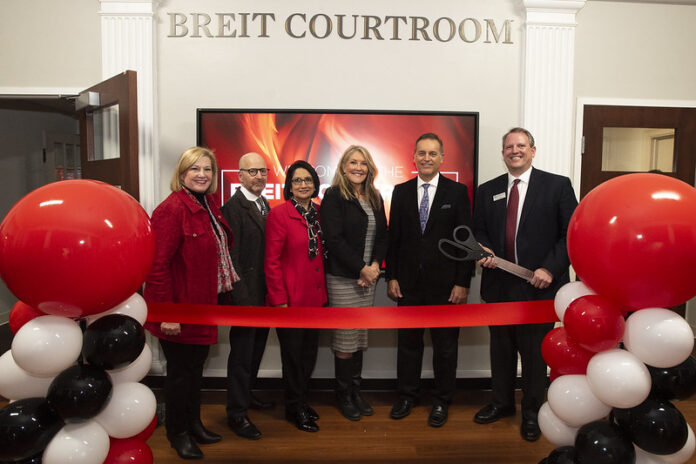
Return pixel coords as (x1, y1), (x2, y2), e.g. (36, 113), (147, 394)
(321, 145), (388, 421)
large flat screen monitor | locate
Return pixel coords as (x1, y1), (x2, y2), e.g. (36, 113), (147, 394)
(197, 109), (478, 215)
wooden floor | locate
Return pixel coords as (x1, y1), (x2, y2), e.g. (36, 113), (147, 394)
(2, 389), (696, 463)
(147, 390), (696, 464)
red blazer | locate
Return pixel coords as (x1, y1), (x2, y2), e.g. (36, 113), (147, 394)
(265, 200), (327, 307)
(144, 189), (232, 344)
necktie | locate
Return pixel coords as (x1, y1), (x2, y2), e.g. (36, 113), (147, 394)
(419, 183), (430, 233)
(256, 197), (267, 217)
(505, 179), (520, 262)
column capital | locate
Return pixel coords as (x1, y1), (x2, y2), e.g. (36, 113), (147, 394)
(99, 0), (157, 16)
(522, 0), (586, 26)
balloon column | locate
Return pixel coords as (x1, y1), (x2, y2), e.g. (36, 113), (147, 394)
(538, 174), (696, 464)
(0, 180), (156, 464)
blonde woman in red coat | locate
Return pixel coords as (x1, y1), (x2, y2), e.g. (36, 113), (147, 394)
(145, 147), (238, 459)
(265, 160), (327, 433)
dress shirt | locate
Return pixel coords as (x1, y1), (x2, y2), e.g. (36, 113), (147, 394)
(506, 166), (532, 263)
(239, 186), (265, 213)
(417, 173), (440, 220)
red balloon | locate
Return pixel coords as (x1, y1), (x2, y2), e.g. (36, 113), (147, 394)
(104, 438), (153, 464)
(0, 180), (154, 317)
(542, 327), (595, 375)
(568, 173), (696, 311)
(130, 413), (157, 441)
(549, 369), (561, 383)
(8, 301), (45, 334)
(563, 295), (625, 353)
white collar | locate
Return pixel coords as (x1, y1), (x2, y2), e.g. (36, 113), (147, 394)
(508, 166), (532, 186)
(417, 172), (440, 189)
(239, 185), (261, 202)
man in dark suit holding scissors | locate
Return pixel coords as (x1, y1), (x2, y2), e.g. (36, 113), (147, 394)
(386, 133), (474, 428)
(222, 152), (274, 440)
(472, 127), (577, 441)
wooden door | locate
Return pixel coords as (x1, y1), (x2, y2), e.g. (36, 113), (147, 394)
(78, 70), (139, 200)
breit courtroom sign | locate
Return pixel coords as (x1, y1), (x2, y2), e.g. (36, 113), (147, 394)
(167, 12), (514, 44)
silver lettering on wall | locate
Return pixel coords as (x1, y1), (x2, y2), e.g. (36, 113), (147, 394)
(167, 12), (514, 44)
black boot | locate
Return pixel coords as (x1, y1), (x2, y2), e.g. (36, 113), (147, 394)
(168, 431), (203, 459)
(189, 419), (222, 444)
(351, 351), (373, 416)
(335, 356), (361, 421)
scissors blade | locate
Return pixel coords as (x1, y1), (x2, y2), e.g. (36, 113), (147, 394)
(493, 257), (534, 282)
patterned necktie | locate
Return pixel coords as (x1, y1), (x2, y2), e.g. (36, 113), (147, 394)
(419, 183), (430, 233)
(256, 197), (267, 217)
(505, 179), (520, 262)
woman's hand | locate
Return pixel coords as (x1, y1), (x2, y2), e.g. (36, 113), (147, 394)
(358, 263), (380, 287)
(160, 322), (181, 336)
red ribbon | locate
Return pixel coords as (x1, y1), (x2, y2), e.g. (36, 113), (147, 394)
(146, 300), (558, 328)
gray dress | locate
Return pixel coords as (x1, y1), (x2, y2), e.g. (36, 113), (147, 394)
(327, 199), (376, 352)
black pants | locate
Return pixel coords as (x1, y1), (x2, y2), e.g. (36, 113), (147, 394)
(159, 339), (210, 435)
(226, 325), (270, 418)
(397, 290), (459, 406)
(276, 327), (318, 412)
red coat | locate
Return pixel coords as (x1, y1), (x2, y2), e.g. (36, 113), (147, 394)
(144, 189), (231, 344)
(265, 200), (327, 307)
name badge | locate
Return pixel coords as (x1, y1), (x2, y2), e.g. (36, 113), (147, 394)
(493, 192), (506, 202)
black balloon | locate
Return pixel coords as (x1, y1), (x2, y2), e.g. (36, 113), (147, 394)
(546, 446), (577, 464)
(0, 398), (64, 462)
(47, 364), (113, 421)
(612, 398), (688, 455)
(648, 356), (696, 401)
(575, 420), (635, 464)
(0, 451), (42, 464)
(82, 314), (145, 370)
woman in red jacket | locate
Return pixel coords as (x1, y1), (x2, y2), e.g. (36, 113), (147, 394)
(265, 160), (327, 433)
(145, 147), (238, 459)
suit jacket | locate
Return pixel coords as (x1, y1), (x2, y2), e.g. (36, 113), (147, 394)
(386, 174), (474, 294)
(144, 189), (231, 345)
(473, 167), (578, 302)
(321, 186), (388, 279)
(221, 188), (269, 306)
(264, 200), (328, 307)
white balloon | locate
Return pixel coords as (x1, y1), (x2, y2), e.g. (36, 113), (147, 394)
(86, 292), (148, 326)
(107, 343), (152, 384)
(554, 281), (596, 321)
(95, 381), (156, 438)
(624, 308), (694, 368)
(586, 348), (651, 409)
(547, 374), (611, 428)
(642, 424), (696, 464)
(634, 446), (666, 464)
(11, 315), (82, 376)
(538, 401), (579, 447)
(42, 420), (110, 464)
(0, 350), (54, 400)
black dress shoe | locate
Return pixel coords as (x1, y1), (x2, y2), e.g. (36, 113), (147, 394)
(228, 415), (262, 440)
(389, 398), (413, 420)
(303, 404), (320, 421)
(428, 404), (448, 428)
(285, 409), (319, 433)
(189, 420), (222, 444)
(352, 392), (373, 416)
(521, 418), (541, 442)
(249, 393), (275, 410)
(168, 431), (203, 459)
(473, 404), (516, 424)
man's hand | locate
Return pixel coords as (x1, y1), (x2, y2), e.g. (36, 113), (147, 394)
(477, 244), (498, 269)
(448, 285), (469, 304)
(387, 279), (403, 302)
(160, 322), (181, 336)
(529, 268), (553, 289)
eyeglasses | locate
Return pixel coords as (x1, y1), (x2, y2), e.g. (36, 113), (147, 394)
(291, 177), (313, 186)
(240, 168), (268, 177)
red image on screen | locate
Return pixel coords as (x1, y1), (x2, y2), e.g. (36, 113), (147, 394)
(198, 110), (478, 215)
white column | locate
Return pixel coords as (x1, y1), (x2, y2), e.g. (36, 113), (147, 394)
(100, 0), (162, 374)
(521, 0), (585, 178)
(99, 0), (158, 216)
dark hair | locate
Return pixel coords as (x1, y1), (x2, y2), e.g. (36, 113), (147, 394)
(414, 132), (443, 153)
(283, 160), (321, 200)
(502, 127), (535, 148)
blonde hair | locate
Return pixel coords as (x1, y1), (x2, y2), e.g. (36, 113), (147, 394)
(170, 146), (219, 194)
(331, 145), (381, 211)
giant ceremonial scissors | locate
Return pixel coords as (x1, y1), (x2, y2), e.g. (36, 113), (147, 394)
(438, 225), (534, 281)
